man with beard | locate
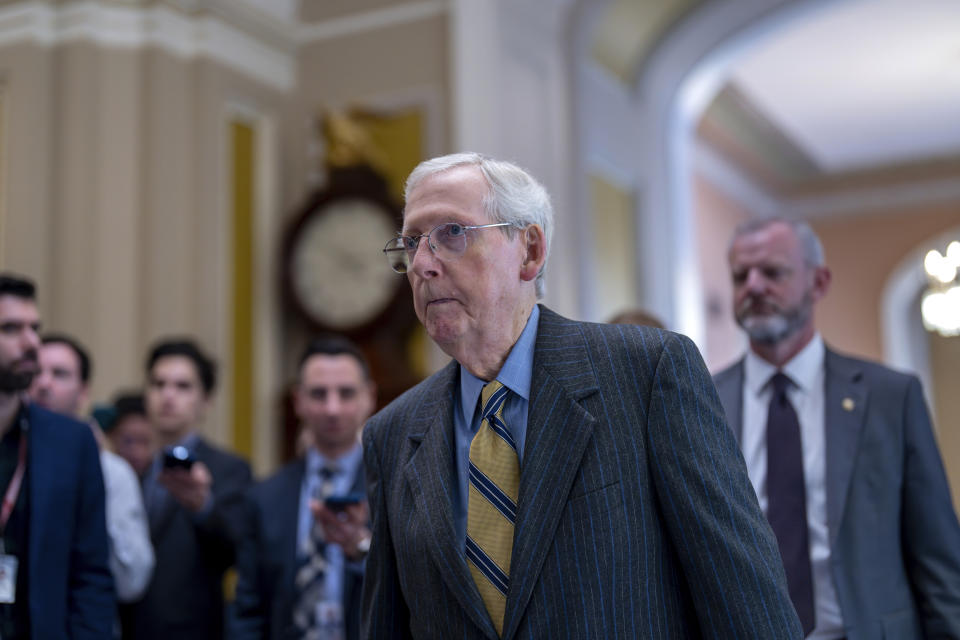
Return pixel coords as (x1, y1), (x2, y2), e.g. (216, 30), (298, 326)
(714, 218), (960, 640)
(0, 273), (113, 637)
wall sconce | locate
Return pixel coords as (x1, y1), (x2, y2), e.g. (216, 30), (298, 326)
(921, 241), (960, 337)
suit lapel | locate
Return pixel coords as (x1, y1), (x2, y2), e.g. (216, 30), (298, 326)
(27, 406), (51, 584)
(823, 349), (867, 545)
(501, 309), (598, 640)
(280, 461), (305, 598)
(403, 362), (498, 639)
(349, 459), (366, 496)
(714, 360), (745, 442)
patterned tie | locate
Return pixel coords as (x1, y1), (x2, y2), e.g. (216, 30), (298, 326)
(766, 373), (815, 636)
(292, 465), (339, 638)
(466, 381), (519, 637)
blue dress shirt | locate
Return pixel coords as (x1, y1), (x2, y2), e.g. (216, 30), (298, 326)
(296, 443), (364, 611)
(453, 305), (539, 548)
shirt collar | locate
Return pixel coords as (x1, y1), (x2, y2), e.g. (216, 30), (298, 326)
(744, 332), (825, 395)
(305, 441), (363, 477)
(178, 431), (200, 451)
(459, 305), (539, 425)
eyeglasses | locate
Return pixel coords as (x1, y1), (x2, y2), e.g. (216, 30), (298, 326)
(383, 222), (515, 274)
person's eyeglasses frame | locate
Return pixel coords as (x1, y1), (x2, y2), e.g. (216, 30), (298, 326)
(383, 221), (518, 274)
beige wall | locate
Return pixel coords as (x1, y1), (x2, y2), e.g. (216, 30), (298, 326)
(283, 15), (449, 220)
(812, 203), (960, 361)
(0, 38), (288, 453)
(591, 175), (638, 322)
(693, 174), (751, 371)
(0, 4), (448, 472)
(0, 42), (56, 289)
(929, 330), (960, 513)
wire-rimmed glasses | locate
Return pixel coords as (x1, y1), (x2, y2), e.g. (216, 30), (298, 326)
(383, 222), (515, 274)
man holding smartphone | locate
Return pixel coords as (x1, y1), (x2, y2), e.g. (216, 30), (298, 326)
(125, 338), (252, 640)
(233, 336), (375, 640)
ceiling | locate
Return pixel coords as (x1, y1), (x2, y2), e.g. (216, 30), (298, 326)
(705, 0), (960, 189)
(233, 0), (960, 194)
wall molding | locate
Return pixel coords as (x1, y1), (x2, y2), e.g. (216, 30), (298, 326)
(295, 1), (446, 44)
(693, 137), (780, 216)
(0, 1), (296, 92)
(881, 225), (960, 420)
(695, 136), (960, 220)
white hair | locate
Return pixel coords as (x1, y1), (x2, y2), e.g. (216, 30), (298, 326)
(404, 152), (554, 299)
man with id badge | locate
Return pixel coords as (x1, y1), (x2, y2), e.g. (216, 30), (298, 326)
(0, 273), (113, 638)
(232, 336), (375, 640)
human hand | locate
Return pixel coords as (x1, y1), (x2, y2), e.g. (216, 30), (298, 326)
(159, 460), (212, 513)
(311, 499), (371, 561)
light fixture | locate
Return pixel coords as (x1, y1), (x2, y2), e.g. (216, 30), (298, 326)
(922, 241), (960, 337)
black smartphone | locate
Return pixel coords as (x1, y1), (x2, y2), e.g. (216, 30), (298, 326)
(324, 493), (364, 512)
(162, 445), (196, 470)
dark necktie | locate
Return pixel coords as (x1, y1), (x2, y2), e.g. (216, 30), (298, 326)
(766, 372), (815, 636)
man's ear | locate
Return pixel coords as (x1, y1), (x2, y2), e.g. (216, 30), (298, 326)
(810, 265), (831, 303)
(519, 225), (547, 282)
(79, 384), (90, 413)
(361, 381), (377, 421)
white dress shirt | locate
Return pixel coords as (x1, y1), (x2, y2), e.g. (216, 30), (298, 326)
(100, 450), (155, 602)
(741, 334), (844, 639)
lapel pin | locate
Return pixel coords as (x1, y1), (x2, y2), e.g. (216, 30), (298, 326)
(842, 397), (855, 412)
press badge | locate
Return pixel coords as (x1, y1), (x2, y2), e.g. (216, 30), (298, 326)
(0, 554), (17, 603)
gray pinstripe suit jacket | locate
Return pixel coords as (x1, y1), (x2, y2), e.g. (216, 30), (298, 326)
(361, 307), (803, 639)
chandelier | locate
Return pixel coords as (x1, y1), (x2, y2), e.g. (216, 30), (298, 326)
(921, 241), (960, 337)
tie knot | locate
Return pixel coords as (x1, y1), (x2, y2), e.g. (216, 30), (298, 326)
(319, 465), (339, 480)
(770, 372), (793, 396)
(480, 380), (508, 421)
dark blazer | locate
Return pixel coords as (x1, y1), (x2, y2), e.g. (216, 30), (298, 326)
(123, 437), (251, 640)
(26, 403), (114, 639)
(714, 348), (960, 640)
(361, 306), (803, 639)
(231, 456), (366, 640)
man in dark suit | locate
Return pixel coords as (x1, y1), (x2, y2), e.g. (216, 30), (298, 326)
(362, 153), (803, 639)
(232, 336), (375, 640)
(0, 273), (114, 638)
(714, 217), (960, 639)
(124, 339), (251, 640)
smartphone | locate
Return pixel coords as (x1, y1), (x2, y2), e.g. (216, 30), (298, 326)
(162, 445), (196, 470)
(324, 493), (364, 512)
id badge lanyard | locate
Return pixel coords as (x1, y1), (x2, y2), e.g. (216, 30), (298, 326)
(0, 411), (29, 556)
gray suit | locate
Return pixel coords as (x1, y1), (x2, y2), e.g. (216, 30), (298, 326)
(714, 348), (960, 640)
(361, 306), (802, 639)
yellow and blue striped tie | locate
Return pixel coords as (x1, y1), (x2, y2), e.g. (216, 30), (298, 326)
(466, 380), (519, 636)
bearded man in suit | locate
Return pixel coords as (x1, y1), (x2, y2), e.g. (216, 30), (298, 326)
(714, 217), (960, 639)
(0, 273), (113, 638)
(361, 153), (803, 639)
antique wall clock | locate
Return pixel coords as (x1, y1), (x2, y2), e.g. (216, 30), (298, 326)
(282, 166), (407, 338)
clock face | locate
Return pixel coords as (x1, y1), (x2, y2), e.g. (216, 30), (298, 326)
(289, 197), (402, 331)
